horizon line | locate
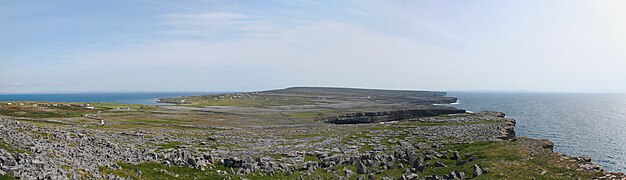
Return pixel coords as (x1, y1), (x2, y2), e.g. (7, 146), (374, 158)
(1, 88), (624, 95)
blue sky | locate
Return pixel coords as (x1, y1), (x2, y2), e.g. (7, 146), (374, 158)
(2, 0), (626, 93)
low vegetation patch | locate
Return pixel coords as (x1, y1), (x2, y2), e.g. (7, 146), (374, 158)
(99, 162), (210, 179)
(0, 138), (27, 154)
(0, 106), (92, 118)
(0, 174), (15, 180)
(160, 94), (327, 108)
(419, 140), (604, 179)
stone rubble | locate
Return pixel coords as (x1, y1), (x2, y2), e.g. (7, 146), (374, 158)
(0, 111), (621, 179)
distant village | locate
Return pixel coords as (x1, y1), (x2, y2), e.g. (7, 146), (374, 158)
(3, 102), (96, 109)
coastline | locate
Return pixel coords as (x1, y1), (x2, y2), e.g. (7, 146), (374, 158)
(1, 112), (621, 179)
(447, 92), (626, 173)
(0, 88), (624, 179)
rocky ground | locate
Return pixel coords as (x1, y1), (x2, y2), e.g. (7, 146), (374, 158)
(0, 87), (623, 179)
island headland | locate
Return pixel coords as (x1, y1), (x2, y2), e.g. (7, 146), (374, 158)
(0, 87), (623, 179)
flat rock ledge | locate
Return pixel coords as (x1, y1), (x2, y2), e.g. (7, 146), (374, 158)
(323, 109), (467, 124)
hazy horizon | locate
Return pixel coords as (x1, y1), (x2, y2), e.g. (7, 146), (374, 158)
(1, 87), (624, 95)
(3, 0), (626, 93)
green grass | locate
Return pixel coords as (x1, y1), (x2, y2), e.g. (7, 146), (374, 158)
(359, 144), (374, 153)
(304, 155), (320, 162)
(162, 94), (325, 108)
(269, 154), (285, 160)
(0, 138), (27, 154)
(0, 174), (15, 180)
(100, 161), (357, 179)
(0, 107), (90, 118)
(286, 111), (324, 119)
(99, 162), (212, 180)
(416, 140), (604, 179)
(133, 119), (179, 125)
(83, 102), (157, 110)
(0, 102), (156, 119)
(285, 110), (339, 119)
(99, 161), (325, 179)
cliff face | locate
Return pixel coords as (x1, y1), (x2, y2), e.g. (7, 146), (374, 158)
(484, 112), (516, 140)
(496, 119), (516, 140)
(324, 109), (466, 124)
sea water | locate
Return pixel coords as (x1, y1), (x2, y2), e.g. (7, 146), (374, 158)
(448, 92), (626, 172)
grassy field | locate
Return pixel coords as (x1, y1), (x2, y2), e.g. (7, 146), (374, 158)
(0, 102), (157, 119)
(160, 94), (329, 107)
(425, 139), (603, 179)
(0, 175), (15, 180)
(0, 106), (94, 118)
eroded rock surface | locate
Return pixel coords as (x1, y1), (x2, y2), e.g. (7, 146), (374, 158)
(0, 88), (620, 179)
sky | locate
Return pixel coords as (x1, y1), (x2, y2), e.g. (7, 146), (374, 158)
(2, 0), (626, 93)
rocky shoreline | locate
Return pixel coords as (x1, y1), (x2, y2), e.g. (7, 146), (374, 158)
(0, 112), (621, 179)
(0, 87), (623, 179)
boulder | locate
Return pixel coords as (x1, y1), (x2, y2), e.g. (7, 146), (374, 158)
(0, 155), (17, 166)
(222, 157), (244, 168)
(456, 171), (466, 179)
(451, 151), (461, 160)
(434, 161), (447, 168)
(425, 175), (441, 180)
(357, 160), (367, 174)
(576, 156), (592, 163)
(415, 162), (427, 172)
(424, 154), (435, 161)
(32, 160), (45, 168)
(406, 173), (419, 180)
(443, 171), (459, 180)
(344, 168), (354, 177)
(187, 158), (197, 167)
(415, 143), (431, 150)
(473, 164), (484, 177)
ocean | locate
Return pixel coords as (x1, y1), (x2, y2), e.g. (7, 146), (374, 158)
(0, 92), (226, 105)
(448, 92), (626, 172)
